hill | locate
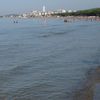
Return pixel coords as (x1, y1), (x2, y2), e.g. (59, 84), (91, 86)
(55, 8), (100, 17)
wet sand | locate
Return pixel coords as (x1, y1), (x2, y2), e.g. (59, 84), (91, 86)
(73, 67), (100, 100)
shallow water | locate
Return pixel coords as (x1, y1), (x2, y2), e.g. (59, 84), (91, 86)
(0, 18), (100, 100)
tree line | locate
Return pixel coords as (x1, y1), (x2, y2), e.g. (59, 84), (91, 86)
(54, 8), (100, 17)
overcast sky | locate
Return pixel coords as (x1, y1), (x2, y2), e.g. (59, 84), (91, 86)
(0, 0), (100, 14)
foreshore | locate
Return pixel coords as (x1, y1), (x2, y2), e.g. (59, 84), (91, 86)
(1, 15), (100, 22)
(73, 66), (100, 100)
(62, 16), (100, 22)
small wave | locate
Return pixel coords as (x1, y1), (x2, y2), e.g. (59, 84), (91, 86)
(39, 34), (51, 38)
(38, 29), (76, 38)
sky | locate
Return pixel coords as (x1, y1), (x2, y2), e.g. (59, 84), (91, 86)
(0, 0), (100, 15)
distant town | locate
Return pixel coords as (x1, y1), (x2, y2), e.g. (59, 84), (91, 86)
(0, 6), (77, 18)
(0, 7), (100, 20)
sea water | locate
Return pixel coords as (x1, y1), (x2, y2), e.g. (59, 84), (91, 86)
(0, 18), (100, 100)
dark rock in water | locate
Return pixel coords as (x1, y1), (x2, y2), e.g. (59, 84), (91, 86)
(13, 20), (18, 23)
(16, 21), (18, 23)
(64, 19), (68, 22)
(13, 21), (16, 23)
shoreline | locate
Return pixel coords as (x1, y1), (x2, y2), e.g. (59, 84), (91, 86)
(0, 15), (100, 20)
(0, 16), (100, 24)
(73, 66), (100, 100)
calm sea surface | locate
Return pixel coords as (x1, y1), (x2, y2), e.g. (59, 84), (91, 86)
(0, 18), (100, 100)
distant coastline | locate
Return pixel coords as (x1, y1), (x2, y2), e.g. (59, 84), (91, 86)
(55, 8), (100, 17)
(0, 8), (100, 19)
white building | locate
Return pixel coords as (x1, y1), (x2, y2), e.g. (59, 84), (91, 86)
(22, 13), (27, 18)
(68, 10), (72, 13)
(62, 9), (66, 13)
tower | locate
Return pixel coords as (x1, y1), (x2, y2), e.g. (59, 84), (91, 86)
(43, 5), (46, 12)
